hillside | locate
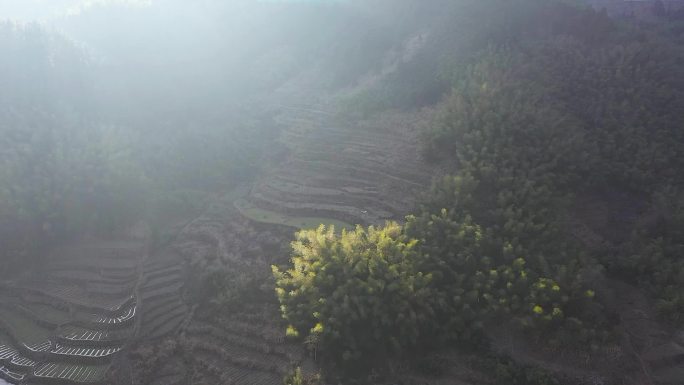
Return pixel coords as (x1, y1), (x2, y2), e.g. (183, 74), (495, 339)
(2, 1), (684, 385)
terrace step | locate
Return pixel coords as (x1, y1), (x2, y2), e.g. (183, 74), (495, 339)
(45, 260), (138, 273)
(190, 350), (282, 385)
(141, 295), (180, 317)
(272, 164), (422, 201)
(288, 158), (426, 187)
(141, 308), (186, 339)
(89, 304), (136, 328)
(18, 283), (135, 314)
(284, 142), (417, 162)
(255, 191), (396, 225)
(249, 192), (391, 225)
(271, 172), (378, 192)
(49, 242), (142, 264)
(50, 342), (122, 361)
(292, 156), (424, 184)
(47, 270), (137, 286)
(83, 282), (136, 297)
(282, 120), (400, 138)
(8, 353), (37, 370)
(140, 282), (184, 303)
(264, 179), (378, 199)
(140, 273), (183, 292)
(259, 181), (401, 215)
(143, 265), (182, 281)
(65, 316), (134, 334)
(143, 259), (180, 272)
(58, 326), (131, 347)
(262, 180), (392, 207)
(286, 137), (418, 159)
(189, 343), (288, 375)
(43, 265), (138, 280)
(280, 117), (414, 141)
(142, 300), (186, 324)
(280, 133), (408, 158)
(0, 339), (38, 379)
(33, 362), (109, 384)
(186, 325), (290, 359)
(0, 343), (24, 361)
(272, 169), (425, 208)
(24, 341), (52, 354)
(214, 319), (287, 346)
(190, 343), (285, 375)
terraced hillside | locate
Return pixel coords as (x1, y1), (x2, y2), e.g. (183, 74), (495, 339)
(0, 241), (143, 385)
(126, 202), (314, 385)
(245, 104), (433, 227)
(138, 251), (188, 341)
(0, 193), (322, 385)
(177, 303), (313, 385)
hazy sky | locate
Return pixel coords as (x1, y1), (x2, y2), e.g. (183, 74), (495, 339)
(0, 0), (322, 22)
(0, 0), (152, 21)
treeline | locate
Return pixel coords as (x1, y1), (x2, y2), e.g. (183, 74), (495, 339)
(274, 0), (684, 380)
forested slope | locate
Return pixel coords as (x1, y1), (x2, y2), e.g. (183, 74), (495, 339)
(272, 1), (684, 384)
(4, 1), (684, 384)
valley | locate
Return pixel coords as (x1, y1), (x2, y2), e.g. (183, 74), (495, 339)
(3, 1), (684, 384)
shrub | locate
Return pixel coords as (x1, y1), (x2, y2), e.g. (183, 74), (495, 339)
(273, 223), (435, 371)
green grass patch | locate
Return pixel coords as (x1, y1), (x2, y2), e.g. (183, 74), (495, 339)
(234, 199), (353, 231)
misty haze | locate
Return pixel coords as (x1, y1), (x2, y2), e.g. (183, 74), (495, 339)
(2, 1), (684, 384)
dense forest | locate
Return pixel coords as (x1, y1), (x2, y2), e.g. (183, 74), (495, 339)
(2, 1), (684, 385)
